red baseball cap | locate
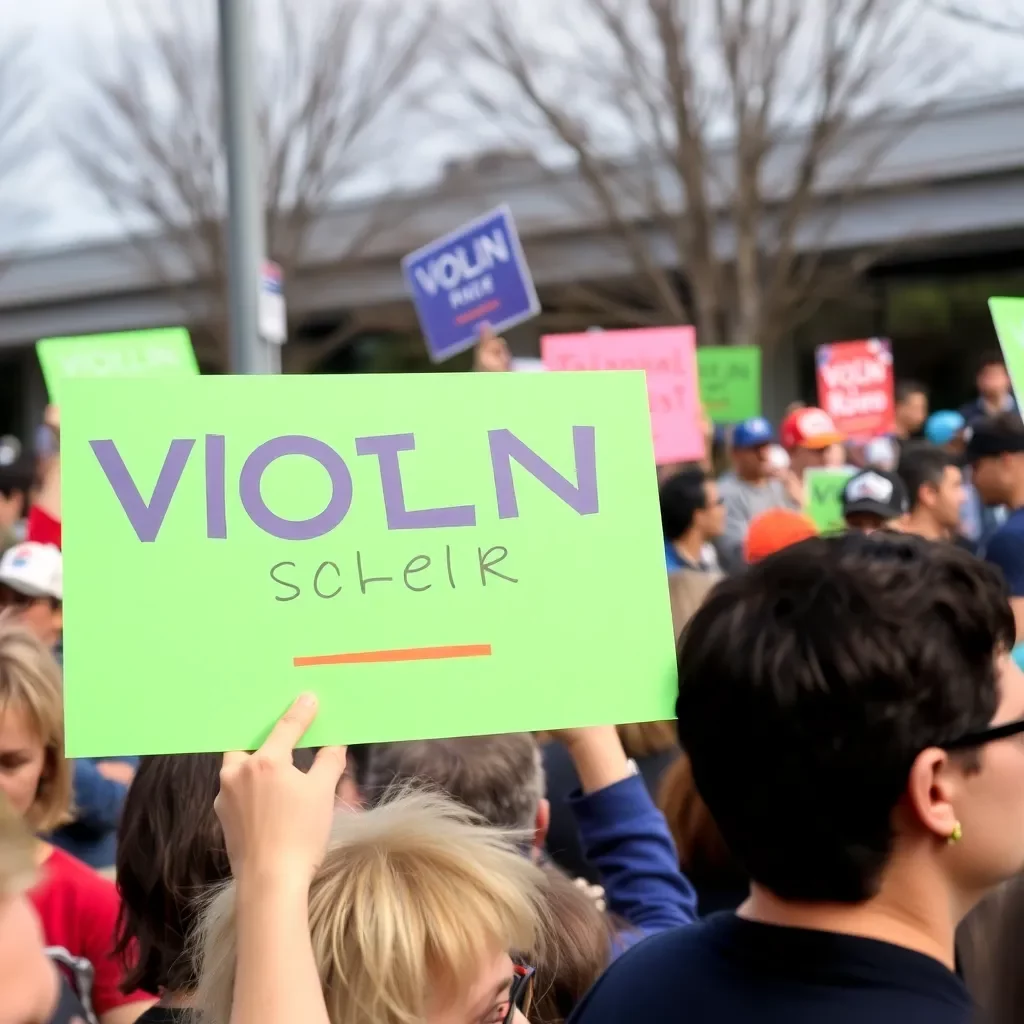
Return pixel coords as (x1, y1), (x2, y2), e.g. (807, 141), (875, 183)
(743, 508), (819, 564)
(780, 407), (845, 450)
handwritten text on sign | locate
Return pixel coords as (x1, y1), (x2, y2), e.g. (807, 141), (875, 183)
(816, 339), (895, 439)
(402, 206), (540, 363)
(60, 373), (675, 757)
(541, 327), (704, 464)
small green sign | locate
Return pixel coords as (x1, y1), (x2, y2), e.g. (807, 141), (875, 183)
(990, 298), (1024, 399)
(37, 328), (198, 406)
(61, 371), (676, 756)
(804, 468), (854, 535)
(696, 346), (761, 423)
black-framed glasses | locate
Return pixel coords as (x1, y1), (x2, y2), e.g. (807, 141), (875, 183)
(503, 964), (536, 1024)
(942, 716), (1024, 751)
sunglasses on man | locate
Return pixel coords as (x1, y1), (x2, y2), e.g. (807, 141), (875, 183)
(942, 717), (1024, 751)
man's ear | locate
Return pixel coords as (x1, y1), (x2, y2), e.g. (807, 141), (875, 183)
(905, 746), (960, 842)
(533, 798), (550, 856)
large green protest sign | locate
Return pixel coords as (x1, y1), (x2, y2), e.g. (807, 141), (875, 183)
(696, 346), (761, 423)
(804, 468), (854, 535)
(62, 373), (676, 756)
(37, 328), (198, 405)
(990, 298), (1024, 398)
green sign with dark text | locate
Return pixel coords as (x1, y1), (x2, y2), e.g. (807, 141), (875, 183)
(61, 372), (676, 756)
(696, 346), (761, 423)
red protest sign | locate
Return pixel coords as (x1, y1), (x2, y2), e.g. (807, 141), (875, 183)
(815, 339), (896, 440)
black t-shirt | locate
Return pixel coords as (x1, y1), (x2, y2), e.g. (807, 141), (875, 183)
(568, 913), (972, 1024)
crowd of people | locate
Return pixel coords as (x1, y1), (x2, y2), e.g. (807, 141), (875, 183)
(2, 337), (1024, 1023)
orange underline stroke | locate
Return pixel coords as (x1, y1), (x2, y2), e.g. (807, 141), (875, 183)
(454, 299), (501, 325)
(293, 644), (493, 668)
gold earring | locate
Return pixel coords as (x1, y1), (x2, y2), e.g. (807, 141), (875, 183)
(948, 821), (963, 845)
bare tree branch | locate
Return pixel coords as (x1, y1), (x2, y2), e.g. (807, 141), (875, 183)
(62, 0), (438, 368)
(450, 0), (961, 349)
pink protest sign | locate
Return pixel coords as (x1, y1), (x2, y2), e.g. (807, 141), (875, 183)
(541, 327), (703, 464)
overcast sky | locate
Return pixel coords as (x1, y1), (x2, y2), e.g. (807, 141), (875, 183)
(4, 0), (1024, 252)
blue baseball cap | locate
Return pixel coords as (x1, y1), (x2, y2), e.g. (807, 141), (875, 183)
(732, 417), (776, 449)
(924, 410), (965, 447)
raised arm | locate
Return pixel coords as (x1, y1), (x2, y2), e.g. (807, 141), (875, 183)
(213, 695), (346, 1024)
(557, 726), (697, 945)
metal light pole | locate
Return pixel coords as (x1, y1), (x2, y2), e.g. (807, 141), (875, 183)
(218, 0), (281, 373)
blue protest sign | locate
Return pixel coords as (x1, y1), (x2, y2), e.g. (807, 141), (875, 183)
(401, 204), (541, 362)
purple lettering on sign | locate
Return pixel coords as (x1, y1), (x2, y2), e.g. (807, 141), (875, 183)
(91, 438), (195, 542)
(239, 435), (353, 541)
(206, 435), (227, 540)
(355, 433), (476, 529)
(488, 427), (599, 519)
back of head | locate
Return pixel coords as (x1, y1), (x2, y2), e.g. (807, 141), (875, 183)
(677, 532), (1013, 903)
(116, 754), (230, 995)
(658, 468), (707, 541)
(0, 455), (35, 504)
(0, 620), (70, 831)
(529, 865), (615, 1024)
(898, 443), (956, 511)
(364, 734), (543, 831)
(195, 790), (548, 1024)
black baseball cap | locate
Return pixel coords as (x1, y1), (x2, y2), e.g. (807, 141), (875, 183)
(842, 469), (909, 522)
(963, 414), (1024, 463)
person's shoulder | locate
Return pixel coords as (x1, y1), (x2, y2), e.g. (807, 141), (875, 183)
(988, 512), (1024, 550)
(569, 926), (707, 1021)
(40, 847), (119, 909)
(717, 472), (742, 497)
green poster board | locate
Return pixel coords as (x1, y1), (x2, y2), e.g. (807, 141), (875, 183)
(990, 298), (1024, 399)
(696, 346), (761, 423)
(37, 328), (199, 405)
(62, 372), (676, 756)
(804, 468), (854, 535)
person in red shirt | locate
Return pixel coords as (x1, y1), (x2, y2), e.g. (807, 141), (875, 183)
(0, 622), (152, 1023)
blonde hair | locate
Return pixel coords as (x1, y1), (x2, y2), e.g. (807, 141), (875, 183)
(0, 791), (36, 897)
(195, 790), (548, 1024)
(0, 621), (72, 831)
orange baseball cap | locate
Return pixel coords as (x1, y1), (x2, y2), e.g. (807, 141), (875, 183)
(744, 508), (819, 564)
(780, 407), (845, 450)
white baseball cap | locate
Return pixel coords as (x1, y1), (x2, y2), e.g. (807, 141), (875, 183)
(0, 543), (63, 601)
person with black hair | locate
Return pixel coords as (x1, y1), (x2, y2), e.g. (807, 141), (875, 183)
(961, 351), (1017, 427)
(893, 380), (929, 442)
(570, 532), (1024, 1024)
(0, 452), (34, 556)
(659, 468), (726, 573)
(968, 414), (1024, 641)
(899, 444), (965, 542)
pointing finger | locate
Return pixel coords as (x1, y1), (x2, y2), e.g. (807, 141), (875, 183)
(259, 693), (319, 759)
